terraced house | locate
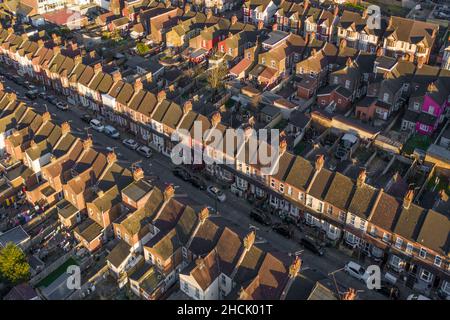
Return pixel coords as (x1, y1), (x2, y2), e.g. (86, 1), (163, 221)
(0, 25), (449, 297)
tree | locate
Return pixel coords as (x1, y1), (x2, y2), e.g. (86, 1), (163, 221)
(0, 243), (30, 285)
(136, 42), (150, 55)
(207, 62), (228, 97)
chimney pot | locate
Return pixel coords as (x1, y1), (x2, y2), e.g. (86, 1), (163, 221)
(315, 154), (324, 172)
(133, 167), (144, 181)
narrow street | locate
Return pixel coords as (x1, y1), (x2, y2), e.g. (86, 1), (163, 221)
(1, 74), (401, 300)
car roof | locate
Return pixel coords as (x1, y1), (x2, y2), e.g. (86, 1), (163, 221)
(104, 125), (116, 130)
(347, 261), (362, 268)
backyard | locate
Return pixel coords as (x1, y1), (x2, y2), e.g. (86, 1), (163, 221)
(36, 256), (79, 288)
(402, 135), (432, 154)
(427, 175), (450, 197)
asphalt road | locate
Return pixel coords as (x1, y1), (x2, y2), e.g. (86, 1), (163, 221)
(1, 74), (394, 300)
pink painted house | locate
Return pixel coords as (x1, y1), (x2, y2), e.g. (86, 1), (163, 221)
(415, 81), (450, 135)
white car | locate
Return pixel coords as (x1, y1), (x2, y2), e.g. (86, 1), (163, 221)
(207, 186), (226, 202)
(90, 119), (104, 132)
(122, 138), (139, 150)
(344, 261), (370, 282)
(56, 102), (69, 110)
(136, 145), (152, 158)
(407, 294), (431, 300)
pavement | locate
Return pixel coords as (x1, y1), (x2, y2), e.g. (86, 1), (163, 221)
(0, 70), (416, 300)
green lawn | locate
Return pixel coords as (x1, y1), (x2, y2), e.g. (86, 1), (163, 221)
(37, 257), (78, 288)
(402, 135), (432, 154)
(294, 141), (310, 156)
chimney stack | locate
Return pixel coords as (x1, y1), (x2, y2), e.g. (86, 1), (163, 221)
(107, 151), (117, 164)
(37, 39), (45, 48)
(42, 111), (51, 123)
(211, 112), (221, 127)
(356, 168), (367, 188)
(258, 20), (264, 30)
(94, 63), (102, 73)
(0, 83), (3, 91)
(279, 139), (287, 155)
(403, 189), (414, 209)
(61, 122), (71, 135)
(133, 167), (144, 181)
(315, 154), (325, 172)
(83, 137), (93, 150)
(231, 15), (238, 25)
(199, 207), (209, 223)
(272, 23), (278, 31)
(183, 100), (192, 114)
(157, 90), (166, 103)
(53, 46), (61, 55)
(289, 256), (302, 278)
(112, 70), (122, 82)
(134, 78), (143, 91)
(342, 288), (357, 300)
(164, 184), (175, 202)
(243, 231), (256, 251)
(21, 33), (28, 41)
(74, 55), (82, 65)
(184, 3), (191, 13)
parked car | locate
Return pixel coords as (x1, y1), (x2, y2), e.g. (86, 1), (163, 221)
(207, 185), (226, 202)
(250, 209), (272, 226)
(103, 125), (120, 139)
(376, 281), (400, 300)
(122, 138), (139, 150)
(407, 294), (431, 300)
(272, 223), (293, 238)
(56, 102), (69, 110)
(47, 95), (58, 105)
(136, 145), (152, 158)
(81, 114), (92, 123)
(172, 166), (191, 181)
(344, 261), (370, 282)
(189, 175), (207, 190)
(90, 119), (104, 132)
(299, 237), (324, 256)
(38, 92), (47, 99)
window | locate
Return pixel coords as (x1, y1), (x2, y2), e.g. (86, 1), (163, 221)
(370, 226), (376, 236)
(306, 196), (313, 207)
(434, 256), (442, 267)
(390, 255), (403, 269)
(327, 206), (333, 215)
(271, 60), (276, 68)
(261, 58), (266, 65)
(287, 186), (292, 196)
(270, 179), (275, 188)
(382, 233), (390, 243)
(228, 48), (233, 55)
(419, 123), (429, 132)
(298, 192), (305, 202)
(339, 211), (346, 222)
(359, 220), (365, 230)
(183, 281), (189, 292)
(333, 77), (338, 84)
(406, 243), (413, 254)
(428, 105), (435, 115)
(345, 80), (350, 89)
(318, 202), (323, 213)
(413, 102), (420, 111)
(395, 237), (403, 249)
(419, 248), (427, 259)
(279, 183), (284, 193)
(221, 274), (227, 285)
(420, 269), (432, 283)
(350, 215), (356, 226)
(195, 288), (200, 299)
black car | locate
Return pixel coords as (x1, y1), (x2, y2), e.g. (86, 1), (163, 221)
(26, 91), (37, 100)
(81, 114), (92, 123)
(376, 282), (400, 300)
(272, 223), (293, 238)
(172, 166), (191, 181)
(189, 175), (207, 190)
(299, 238), (324, 256)
(250, 209), (272, 226)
